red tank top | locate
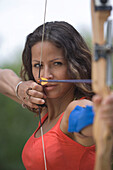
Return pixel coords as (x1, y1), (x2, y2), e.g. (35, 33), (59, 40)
(22, 113), (95, 170)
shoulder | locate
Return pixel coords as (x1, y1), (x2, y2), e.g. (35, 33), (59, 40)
(65, 99), (92, 118)
(60, 99), (94, 146)
(61, 99), (92, 131)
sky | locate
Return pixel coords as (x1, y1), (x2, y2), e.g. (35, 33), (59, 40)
(0, 0), (113, 66)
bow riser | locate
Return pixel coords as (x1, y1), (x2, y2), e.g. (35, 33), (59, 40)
(91, 0), (113, 170)
(91, 6), (111, 96)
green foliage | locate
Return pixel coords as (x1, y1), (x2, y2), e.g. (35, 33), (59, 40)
(80, 28), (93, 52)
(0, 94), (38, 170)
(1, 57), (22, 76)
(0, 48), (39, 170)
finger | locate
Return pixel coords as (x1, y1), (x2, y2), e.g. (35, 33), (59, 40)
(23, 100), (39, 109)
(27, 101), (39, 109)
(102, 95), (113, 105)
(100, 110), (113, 119)
(31, 83), (47, 98)
(104, 119), (113, 129)
(27, 89), (46, 99)
(92, 95), (102, 104)
(92, 95), (103, 113)
(32, 83), (43, 92)
(29, 96), (45, 105)
(100, 111), (113, 118)
(22, 93), (45, 107)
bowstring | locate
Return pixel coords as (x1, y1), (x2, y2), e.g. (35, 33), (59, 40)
(38, 0), (48, 170)
(39, 0), (47, 74)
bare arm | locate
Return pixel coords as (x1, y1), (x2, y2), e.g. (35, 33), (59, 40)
(60, 99), (94, 146)
(61, 95), (113, 147)
(0, 69), (46, 110)
(0, 69), (21, 103)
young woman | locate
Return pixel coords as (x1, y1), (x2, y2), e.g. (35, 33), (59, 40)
(1, 21), (113, 170)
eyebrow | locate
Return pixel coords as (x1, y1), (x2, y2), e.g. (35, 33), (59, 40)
(32, 60), (40, 62)
(32, 57), (64, 63)
(49, 57), (64, 62)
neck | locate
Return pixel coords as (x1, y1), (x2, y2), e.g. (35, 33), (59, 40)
(46, 87), (75, 121)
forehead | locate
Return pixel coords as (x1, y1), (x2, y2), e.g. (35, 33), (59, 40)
(31, 41), (64, 61)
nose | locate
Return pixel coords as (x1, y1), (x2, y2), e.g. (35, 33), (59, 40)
(41, 66), (53, 79)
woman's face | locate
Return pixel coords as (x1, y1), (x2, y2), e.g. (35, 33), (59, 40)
(31, 41), (74, 99)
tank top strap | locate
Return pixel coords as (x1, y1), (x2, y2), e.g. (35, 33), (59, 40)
(79, 96), (90, 100)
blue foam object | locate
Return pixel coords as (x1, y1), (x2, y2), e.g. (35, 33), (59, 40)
(68, 105), (94, 133)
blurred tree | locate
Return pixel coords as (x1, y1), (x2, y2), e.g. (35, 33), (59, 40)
(80, 27), (92, 51)
(0, 93), (38, 170)
(0, 62), (38, 170)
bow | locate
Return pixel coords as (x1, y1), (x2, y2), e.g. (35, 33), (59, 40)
(38, 0), (48, 170)
(91, 0), (113, 170)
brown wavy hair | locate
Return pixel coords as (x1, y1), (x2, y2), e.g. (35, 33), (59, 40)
(20, 21), (94, 100)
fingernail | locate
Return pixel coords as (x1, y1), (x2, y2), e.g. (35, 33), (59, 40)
(41, 99), (45, 103)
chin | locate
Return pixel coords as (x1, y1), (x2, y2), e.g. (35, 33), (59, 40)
(45, 92), (62, 99)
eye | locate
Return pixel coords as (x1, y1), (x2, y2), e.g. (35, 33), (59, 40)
(54, 62), (63, 66)
(34, 63), (42, 68)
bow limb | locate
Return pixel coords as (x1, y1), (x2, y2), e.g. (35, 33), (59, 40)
(91, 0), (113, 170)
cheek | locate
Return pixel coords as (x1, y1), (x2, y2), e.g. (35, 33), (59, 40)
(53, 66), (69, 79)
(32, 69), (39, 81)
(61, 69), (70, 79)
(62, 83), (74, 91)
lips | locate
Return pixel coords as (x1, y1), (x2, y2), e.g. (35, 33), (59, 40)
(43, 84), (57, 91)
